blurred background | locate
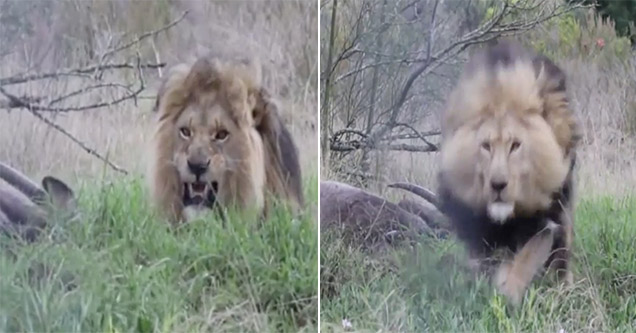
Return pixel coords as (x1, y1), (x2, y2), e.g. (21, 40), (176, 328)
(320, 0), (636, 198)
(0, 0), (318, 185)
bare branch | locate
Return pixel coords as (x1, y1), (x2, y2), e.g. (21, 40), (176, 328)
(426, 0), (440, 60)
(383, 130), (440, 141)
(0, 10), (188, 174)
(378, 143), (438, 152)
(365, 0), (582, 146)
(331, 128), (368, 141)
(48, 83), (133, 106)
(393, 122), (438, 150)
(0, 62), (164, 86)
(331, 141), (437, 153)
(0, 55), (148, 113)
(0, 82), (144, 113)
(99, 11), (188, 62)
(0, 100), (129, 175)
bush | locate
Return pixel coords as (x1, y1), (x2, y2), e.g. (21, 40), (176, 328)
(570, 0), (636, 44)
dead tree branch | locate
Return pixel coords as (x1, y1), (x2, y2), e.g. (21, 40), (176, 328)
(324, 0), (583, 181)
(369, 0), (580, 144)
(0, 62), (164, 87)
(1, 94), (129, 175)
(99, 11), (188, 63)
(0, 56), (148, 113)
(0, 12), (188, 175)
(330, 126), (439, 153)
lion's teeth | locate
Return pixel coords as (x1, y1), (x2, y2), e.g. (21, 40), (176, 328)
(188, 182), (209, 195)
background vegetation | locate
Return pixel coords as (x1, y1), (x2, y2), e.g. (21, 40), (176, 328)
(572, 0), (636, 44)
(321, 197), (636, 332)
(0, 0), (318, 180)
(0, 1), (318, 331)
(1, 178), (318, 332)
(320, 0), (636, 331)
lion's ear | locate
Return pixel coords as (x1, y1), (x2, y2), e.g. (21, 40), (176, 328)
(533, 55), (566, 95)
(533, 55), (580, 155)
(253, 87), (284, 158)
(253, 87), (282, 139)
(252, 87), (304, 207)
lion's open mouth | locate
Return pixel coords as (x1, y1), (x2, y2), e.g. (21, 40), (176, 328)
(183, 181), (218, 208)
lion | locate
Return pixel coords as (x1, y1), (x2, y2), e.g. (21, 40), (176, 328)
(149, 55), (304, 223)
(437, 40), (580, 305)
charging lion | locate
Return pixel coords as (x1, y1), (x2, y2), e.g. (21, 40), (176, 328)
(149, 55), (303, 223)
(438, 41), (580, 305)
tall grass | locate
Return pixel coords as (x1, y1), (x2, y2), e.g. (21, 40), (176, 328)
(0, 176), (318, 332)
(320, 196), (636, 332)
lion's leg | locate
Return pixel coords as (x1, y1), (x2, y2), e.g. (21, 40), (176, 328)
(547, 209), (574, 284)
(494, 221), (559, 305)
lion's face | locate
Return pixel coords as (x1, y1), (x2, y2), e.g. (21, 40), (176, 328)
(439, 43), (579, 223)
(150, 56), (301, 223)
(154, 58), (264, 214)
(475, 114), (530, 221)
(172, 100), (241, 207)
(442, 112), (570, 222)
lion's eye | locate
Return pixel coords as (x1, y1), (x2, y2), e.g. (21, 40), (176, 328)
(481, 142), (491, 151)
(510, 141), (521, 152)
(215, 129), (229, 141)
(179, 127), (191, 138)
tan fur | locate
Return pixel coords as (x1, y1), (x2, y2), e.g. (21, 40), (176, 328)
(441, 113), (570, 217)
(494, 222), (559, 305)
(440, 52), (578, 220)
(547, 205), (575, 283)
(438, 41), (580, 304)
(149, 56), (302, 223)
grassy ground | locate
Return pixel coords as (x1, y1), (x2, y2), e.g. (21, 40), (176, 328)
(320, 195), (636, 332)
(0, 176), (318, 332)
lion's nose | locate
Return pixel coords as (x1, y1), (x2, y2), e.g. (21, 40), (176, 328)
(491, 180), (508, 192)
(187, 160), (210, 177)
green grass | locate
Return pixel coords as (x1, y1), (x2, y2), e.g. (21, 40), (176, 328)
(0, 175), (318, 332)
(320, 196), (636, 332)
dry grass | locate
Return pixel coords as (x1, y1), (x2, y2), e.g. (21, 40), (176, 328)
(0, 0), (318, 184)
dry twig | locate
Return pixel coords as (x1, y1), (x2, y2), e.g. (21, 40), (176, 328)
(0, 12), (189, 175)
(325, 0), (583, 161)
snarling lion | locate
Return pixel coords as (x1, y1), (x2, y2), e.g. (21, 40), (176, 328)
(149, 55), (303, 223)
(438, 41), (580, 305)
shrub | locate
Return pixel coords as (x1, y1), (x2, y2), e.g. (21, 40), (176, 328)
(570, 0), (636, 44)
